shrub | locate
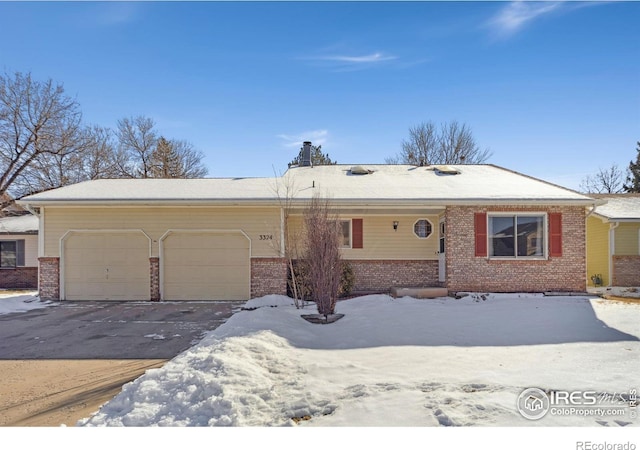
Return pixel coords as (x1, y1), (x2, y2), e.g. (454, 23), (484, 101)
(288, 260), (355, 301)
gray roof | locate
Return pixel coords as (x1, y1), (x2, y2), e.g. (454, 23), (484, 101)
(17, 164), (597, 207)
(592, 194), (640, 221)
(0, 214), (39, 234)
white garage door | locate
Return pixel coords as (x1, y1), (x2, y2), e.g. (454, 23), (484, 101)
(64, 232), (150, 301)
(162, 232), (250, 301)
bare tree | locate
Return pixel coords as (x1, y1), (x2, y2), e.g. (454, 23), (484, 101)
(271, 169), (306, 308)
(116, 116), (157, 178)
(117, 118), (208, 179)
(388, 120), (491, 166)
(579, 164), (626, 194)
(81, 125), (125, 180)
(303, 195), (342, 317)
(0, 72), (84, 207)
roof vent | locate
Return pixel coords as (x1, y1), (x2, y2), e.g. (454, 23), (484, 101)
(350, 166), (374, 175)
(433, 165), (460, 175)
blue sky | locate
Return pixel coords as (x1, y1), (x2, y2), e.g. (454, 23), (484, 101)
(1, 1), (638, 190)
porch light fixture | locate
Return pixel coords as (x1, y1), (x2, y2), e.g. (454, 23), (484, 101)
(393, 221), (399, 231)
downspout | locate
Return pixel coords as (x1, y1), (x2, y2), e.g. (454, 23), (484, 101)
(24, 205), (40, 217)
(609, 221), (619, 287)
(584, 202), (598, 288)
(280, 207), (285, 258)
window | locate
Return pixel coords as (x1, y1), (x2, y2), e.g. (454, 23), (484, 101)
(414, 219), (433, 239)
(488, 215), (545, 258)
(0, 240), (25, 268)
(339, 220), (351, 248)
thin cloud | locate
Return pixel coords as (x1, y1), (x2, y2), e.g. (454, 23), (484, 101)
(320, 53), (397, 64)
(488, 1), (562, 37)
(304, 51), (397, 72)
(277, 130), (328, 148)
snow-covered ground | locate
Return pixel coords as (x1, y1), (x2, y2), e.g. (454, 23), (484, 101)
(78, 293), (639, 432)
(0, 290), (50, 315)
(2, 294), (640, 448)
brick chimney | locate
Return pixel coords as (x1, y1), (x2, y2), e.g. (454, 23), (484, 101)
(301, 141), (312, 167)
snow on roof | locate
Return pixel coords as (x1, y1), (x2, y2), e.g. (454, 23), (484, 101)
(18, 177), (277, 203)
(591, 194), (640, 221)
(0, 214), (38, 233)
(17, 164), (595, 206)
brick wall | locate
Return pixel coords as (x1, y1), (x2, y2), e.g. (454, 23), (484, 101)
(150, 257), (160, 301)
(38, 257), (60, 301)
(446, 206), (586, 293)
(612, 256), (640, 286)
(0, 267), (38, 289)
(251, 258), (287, 298)
(349, 260), (440, 292)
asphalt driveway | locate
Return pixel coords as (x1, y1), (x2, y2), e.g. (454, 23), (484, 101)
(0, 299), (244, 426)
(0, 300), (244, 359)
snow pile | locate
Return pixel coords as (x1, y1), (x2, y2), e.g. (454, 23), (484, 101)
(80, 294), (640, 427)
(0, 291), (51, 315)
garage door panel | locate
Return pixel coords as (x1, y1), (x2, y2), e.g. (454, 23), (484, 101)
(64, 232), (149, 301)
(163, 232), (250, 301)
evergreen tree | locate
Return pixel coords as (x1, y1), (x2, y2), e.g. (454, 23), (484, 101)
(623, 141), (640, 193)
(148, 136), (208, 179)
(289, 144), (336, 166)
(150, 137), (182, 178)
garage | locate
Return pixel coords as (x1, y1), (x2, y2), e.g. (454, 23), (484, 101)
(162, 231), (250, 301)
(63, 231), (151, 301)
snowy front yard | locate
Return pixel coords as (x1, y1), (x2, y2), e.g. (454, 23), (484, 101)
(78, 293), (639, 428)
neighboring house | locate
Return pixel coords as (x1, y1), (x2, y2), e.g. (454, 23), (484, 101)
(17, 151), (599, 301)
(586, 194), (640, 287)
(0, 214), (39, 289)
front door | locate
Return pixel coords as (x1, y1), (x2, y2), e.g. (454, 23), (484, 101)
(438, 218), (446, 283)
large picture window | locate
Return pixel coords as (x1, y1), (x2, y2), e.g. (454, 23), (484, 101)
(488, 215), (545, 258)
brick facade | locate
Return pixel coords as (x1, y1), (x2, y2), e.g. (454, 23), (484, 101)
(0, 267), (38, 289)
(251, 258), (287, 298)
(38, 257), (60, 301)
(349, 260), (440, 292)
(612, 256), (640, 286)
(445, 206), (586, 293)
(150, 257), (160, 301)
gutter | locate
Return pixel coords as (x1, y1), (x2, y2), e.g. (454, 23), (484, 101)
(585, 197), (607, 219)
(16, 197), (599, 208)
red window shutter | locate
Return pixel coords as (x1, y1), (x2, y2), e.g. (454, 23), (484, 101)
(549, 213), (562, 257)
(474, 212), (487, 257)
(352, 219), (363, 249)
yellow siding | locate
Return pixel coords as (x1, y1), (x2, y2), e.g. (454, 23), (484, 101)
(43, 207), (282, 258)
(288, 214), (439, 260)
(615, 223), (640, 256)
(1, 234), (38, 267)
(586, 216), (610, 286)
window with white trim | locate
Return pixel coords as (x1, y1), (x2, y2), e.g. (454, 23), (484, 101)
(488, 214), (545, 258)
(414, 219), (433, 239)
(339, 220), (351, 248)
(0, 240), (25, 268)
